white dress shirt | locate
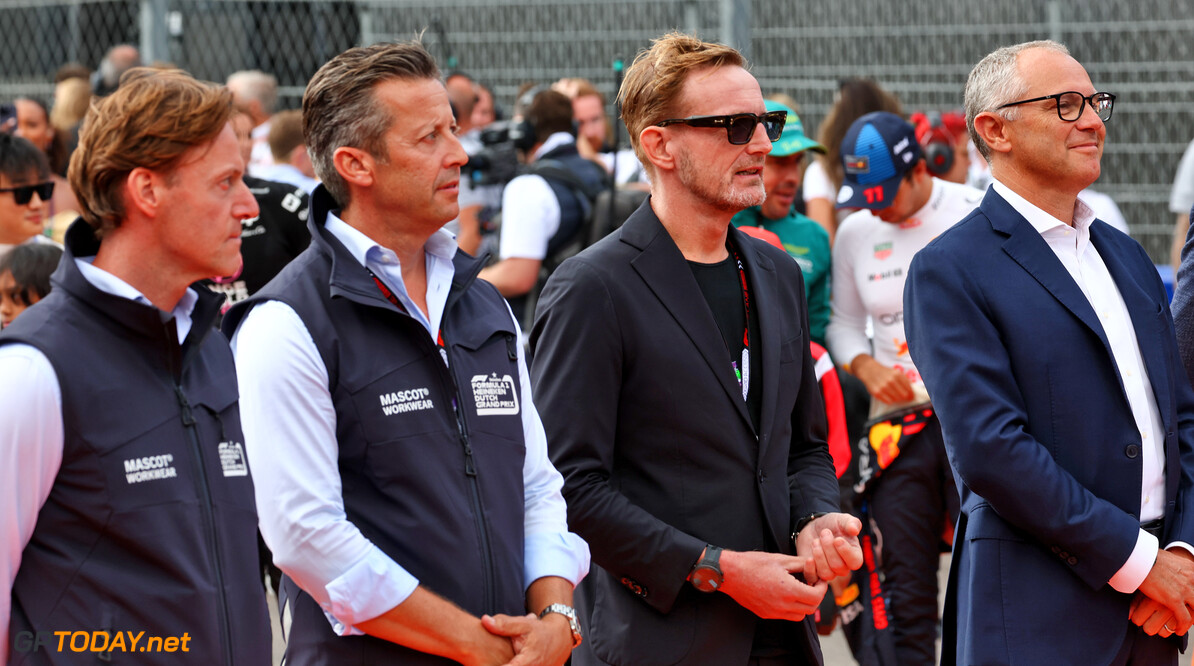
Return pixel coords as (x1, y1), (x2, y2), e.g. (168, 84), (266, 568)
(0, 261), (197, 658)
(992, 180), (1188, 593)
(231, 211), (589, 636)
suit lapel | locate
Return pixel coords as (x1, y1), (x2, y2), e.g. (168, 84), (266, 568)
(987, 190), (1114, 359)
(621, 204), (754, 431)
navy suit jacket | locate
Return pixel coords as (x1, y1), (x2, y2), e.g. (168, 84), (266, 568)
(904, 188), (1194, 664)
(529, 200), (839, 665)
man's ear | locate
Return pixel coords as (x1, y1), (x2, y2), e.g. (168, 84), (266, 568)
(639, 126), (675, 173)
(333, 146), (374, 189)
(122, 166), (161, 219)
(973, 111), (1012, 157)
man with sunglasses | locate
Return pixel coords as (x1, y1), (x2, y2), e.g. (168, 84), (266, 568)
(905, 40), (1194, 665)
(530, 32), (862, 665)
(0, 133), (59, 259)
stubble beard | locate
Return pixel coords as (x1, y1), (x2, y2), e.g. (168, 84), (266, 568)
(677, 149), (765, 214)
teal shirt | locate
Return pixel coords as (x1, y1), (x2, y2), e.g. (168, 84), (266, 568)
(731, 206), (831, 346)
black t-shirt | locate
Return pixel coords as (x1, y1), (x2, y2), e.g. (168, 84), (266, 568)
(687, 248), (762, 432)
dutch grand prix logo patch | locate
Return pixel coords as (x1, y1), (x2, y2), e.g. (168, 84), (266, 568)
(471, 374), (520, 416)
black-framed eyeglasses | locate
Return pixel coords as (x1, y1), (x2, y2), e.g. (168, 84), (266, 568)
(996, 91), (1116, 122)
(0, 182), (54, 205)
(656, 111), (787, 145)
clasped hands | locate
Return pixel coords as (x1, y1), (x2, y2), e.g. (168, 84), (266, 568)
(718, 512), (863, 622)
(1131, 547), (1194, 639)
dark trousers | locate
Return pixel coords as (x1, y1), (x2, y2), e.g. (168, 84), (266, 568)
(868, 414), (957, 666)
(1109, 625), (1178, 666)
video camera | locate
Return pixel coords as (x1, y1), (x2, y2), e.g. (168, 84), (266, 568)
(461, 120), (527, 187)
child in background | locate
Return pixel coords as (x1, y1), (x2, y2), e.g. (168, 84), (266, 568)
(0, 242), (61, 327)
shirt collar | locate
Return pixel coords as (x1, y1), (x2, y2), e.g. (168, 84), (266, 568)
(324, 210), (459, 269)
(991, 179), (1096, 235)
(74, 258), (199, 341)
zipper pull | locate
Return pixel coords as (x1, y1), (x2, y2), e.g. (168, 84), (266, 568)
(505, 334), (518, 361)
(464, 444), (477, 476)
(174, 385), (196, 426)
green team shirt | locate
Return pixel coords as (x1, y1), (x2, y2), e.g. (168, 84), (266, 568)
(731, 205), (831, 346)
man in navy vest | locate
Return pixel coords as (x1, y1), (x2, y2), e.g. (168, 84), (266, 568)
(0, 68), (270, 663)
(225, 41), (590, 666)
(479, 88), (608, 325)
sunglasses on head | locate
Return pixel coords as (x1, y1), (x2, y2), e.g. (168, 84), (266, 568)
(656, 111), (787, 145)
(0, 182), (54, 205)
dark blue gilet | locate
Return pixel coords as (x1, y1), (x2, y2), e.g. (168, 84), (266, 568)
(2, 221), (270, 665)
(223, 188), (528, 665)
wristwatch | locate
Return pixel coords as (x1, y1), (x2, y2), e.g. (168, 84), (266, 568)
(689, 545), (724, 593)
(539, 603), (583, 647)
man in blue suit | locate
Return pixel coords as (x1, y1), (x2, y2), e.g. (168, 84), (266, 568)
(905, 40), (1194, 665)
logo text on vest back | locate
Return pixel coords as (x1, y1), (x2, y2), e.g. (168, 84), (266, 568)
(379, 387), (435, 416)
(218, 442), (248, 477)
(471, 374), (520, 415)
(123, 454), (177, 485)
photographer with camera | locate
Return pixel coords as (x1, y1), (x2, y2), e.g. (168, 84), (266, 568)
(479, 88), (607, 324)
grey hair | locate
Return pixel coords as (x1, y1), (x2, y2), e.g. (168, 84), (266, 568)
(302, 40), (440, 207)
(964, 40), (1069, 161)
(226, 70), (279, 115)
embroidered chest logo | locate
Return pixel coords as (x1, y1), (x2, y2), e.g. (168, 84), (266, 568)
(123, 454), (178, 485)
(471, 374), (520, 416)
(219, 441), (249, 477)
(379, 388), (435, 416)
(873, 241), (893, 260)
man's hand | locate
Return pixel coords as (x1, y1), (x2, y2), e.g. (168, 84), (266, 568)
(481, 613), (572, 666)
(850, 355), (915, 404)
(1129, 592), (1187, 638)
(1135, 547), (1194, 636)
(795, 512), (864, 583)
(718, 549), (828, 621)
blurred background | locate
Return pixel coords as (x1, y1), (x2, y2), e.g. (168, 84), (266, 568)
(1, 0), (1190, 260)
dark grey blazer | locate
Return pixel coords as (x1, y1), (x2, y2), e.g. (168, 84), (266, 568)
(529, 199), (839, 666)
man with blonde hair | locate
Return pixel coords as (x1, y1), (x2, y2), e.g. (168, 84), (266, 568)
(0, 67), (269, 662)
(906, 40), (1194, 665)
(530, 32), (861, 665)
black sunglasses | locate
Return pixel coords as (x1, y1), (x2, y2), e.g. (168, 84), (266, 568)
(656, 111), (787, 145)
(0, 182), (54, 205)
(996, 91), (1116, 122)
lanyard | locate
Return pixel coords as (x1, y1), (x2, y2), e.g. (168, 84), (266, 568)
(365, 266), (447, 352)
(727, 241), (750, 401)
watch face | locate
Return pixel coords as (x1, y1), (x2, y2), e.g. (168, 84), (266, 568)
(691, 566), (723, 593)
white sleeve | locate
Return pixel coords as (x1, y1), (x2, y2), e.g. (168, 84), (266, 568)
(498, 175), (562, 260)
(825, 219), (874, 367)
(508, 311), (591, 589)
(1171, 140), (1194, 214)
(803, 158), (837, 202)
(0, 344), (64, 658)
(232, 302), (418, 635)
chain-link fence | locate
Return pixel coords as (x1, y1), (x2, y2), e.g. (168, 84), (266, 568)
(3, 0), (1191, 261)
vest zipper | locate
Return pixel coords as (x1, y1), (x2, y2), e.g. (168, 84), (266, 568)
(439, 335), (498, 615)
(167, 330), (235, 666)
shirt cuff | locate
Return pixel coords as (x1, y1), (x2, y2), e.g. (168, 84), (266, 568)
(1108, 529), (1159, 593)
(322, 545), (420, 635)
(1164, 541), (1194, 559)
(524, 531), (591, 591)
